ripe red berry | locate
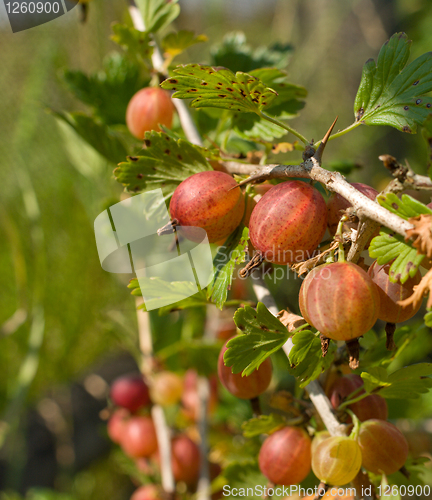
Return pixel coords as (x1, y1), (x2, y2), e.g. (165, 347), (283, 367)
(299, 262), (380, 341)
(110, 375), (151, 413)
(217, 340), (272, 399)
(126, 87), (174, 139)
(249, 181), (327, 265)
(358, 419), (409, 475)
(328, 374), (388, 422)
(170, 171), (245, 243)
(121, 416), (158, 458)
(130, 485), (162, 500)
(258, 426), (311, 485)
(327, 182), (378, 236)
(368, 260), (422, 323)
(107, 408), (130, 444)
(312, 436), (362, 485)
(171, 435), (201, 485)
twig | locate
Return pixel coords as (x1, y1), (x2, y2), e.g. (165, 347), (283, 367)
(196, 377), (211, 500)
(250, 271), (345, 437)
(134, 297), (175, 494)
(127, 0), (203, 146)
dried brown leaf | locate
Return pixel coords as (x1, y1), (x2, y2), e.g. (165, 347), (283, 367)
(405, 214), (432, 258)
(277, 309), (306, 333)
(398, 266), (432, 309)
(272, 142), (295, 154)
(291, 241), (339, 276)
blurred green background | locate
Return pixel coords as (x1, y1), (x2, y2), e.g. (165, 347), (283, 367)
(1, 0), (432, 498)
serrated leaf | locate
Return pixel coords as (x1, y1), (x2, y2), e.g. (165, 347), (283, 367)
(369, 228), (424, 284)
(211, 31), (293, 72)
(62, 52), (149, 125)
(388, 457), (431, 487)
(241, 414), (285, 438)
(224, 303), (289, 376)
(287, 330), (336, 388)
(221, 461), (267, 499)
(207, 226), (249, 309)
(111, 23), (153, 63)
(361, 363), (432, 399)
(114, 130), (211, 196)
(51, 111), (128, 164)
(354, 32), (432, 133)
(161, 64), (278, 114)
(377, 193), (432, 220)
(136, 0), (180, 34)
(231, 68), (306, 141)
(162, 30), (207, 59)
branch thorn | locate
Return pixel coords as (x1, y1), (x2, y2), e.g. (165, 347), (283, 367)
(315, 116), (338, 163)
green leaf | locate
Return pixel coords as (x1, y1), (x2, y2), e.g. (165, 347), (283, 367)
(62, 52), (149, 125)
(161, 64), (278, 114)
(111, 23), (153, 63)
(224, 303), (289, 376)
(361, 363), (432, 399)
(379, 475), (401, 500)
(231, 68), (307, 141)
(354, 32), (432, 133)
(287, 330), (336, 388)
(211, 32), (293, 73)
(376, 193), (432, 220)
(136, 0), (180, 34)
(369, 228), (424, 284)
(368, 193), (430, 282)
(425, 309), (432, 327)
(221, 461), (267, 499)
(207, 226), (249, 310)
(114, 130), (211, 196)
(388, 457), (432, 488)
(51, 111), (128, 164)
(162, 30), (208, 59)
(241, 414), (285, 438)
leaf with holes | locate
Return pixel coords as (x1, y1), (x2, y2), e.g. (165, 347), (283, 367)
(162, 30), (208, 59)
(224, 303), (289, 376)
(354, 32), (432, 133)
(161, 64), (278, 114)
(114, 130), (211, 196)
(232, 68), (306, 141)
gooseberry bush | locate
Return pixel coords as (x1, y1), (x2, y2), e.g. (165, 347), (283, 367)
(57, 1), (432, 499)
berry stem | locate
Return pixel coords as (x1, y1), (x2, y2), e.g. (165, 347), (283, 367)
(338, 391), (369, 411)
(313, 121), (361, 146)
(259, 111), (309, 145)
(335, 216), (347, 262)
(347, 410), (361, 440)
